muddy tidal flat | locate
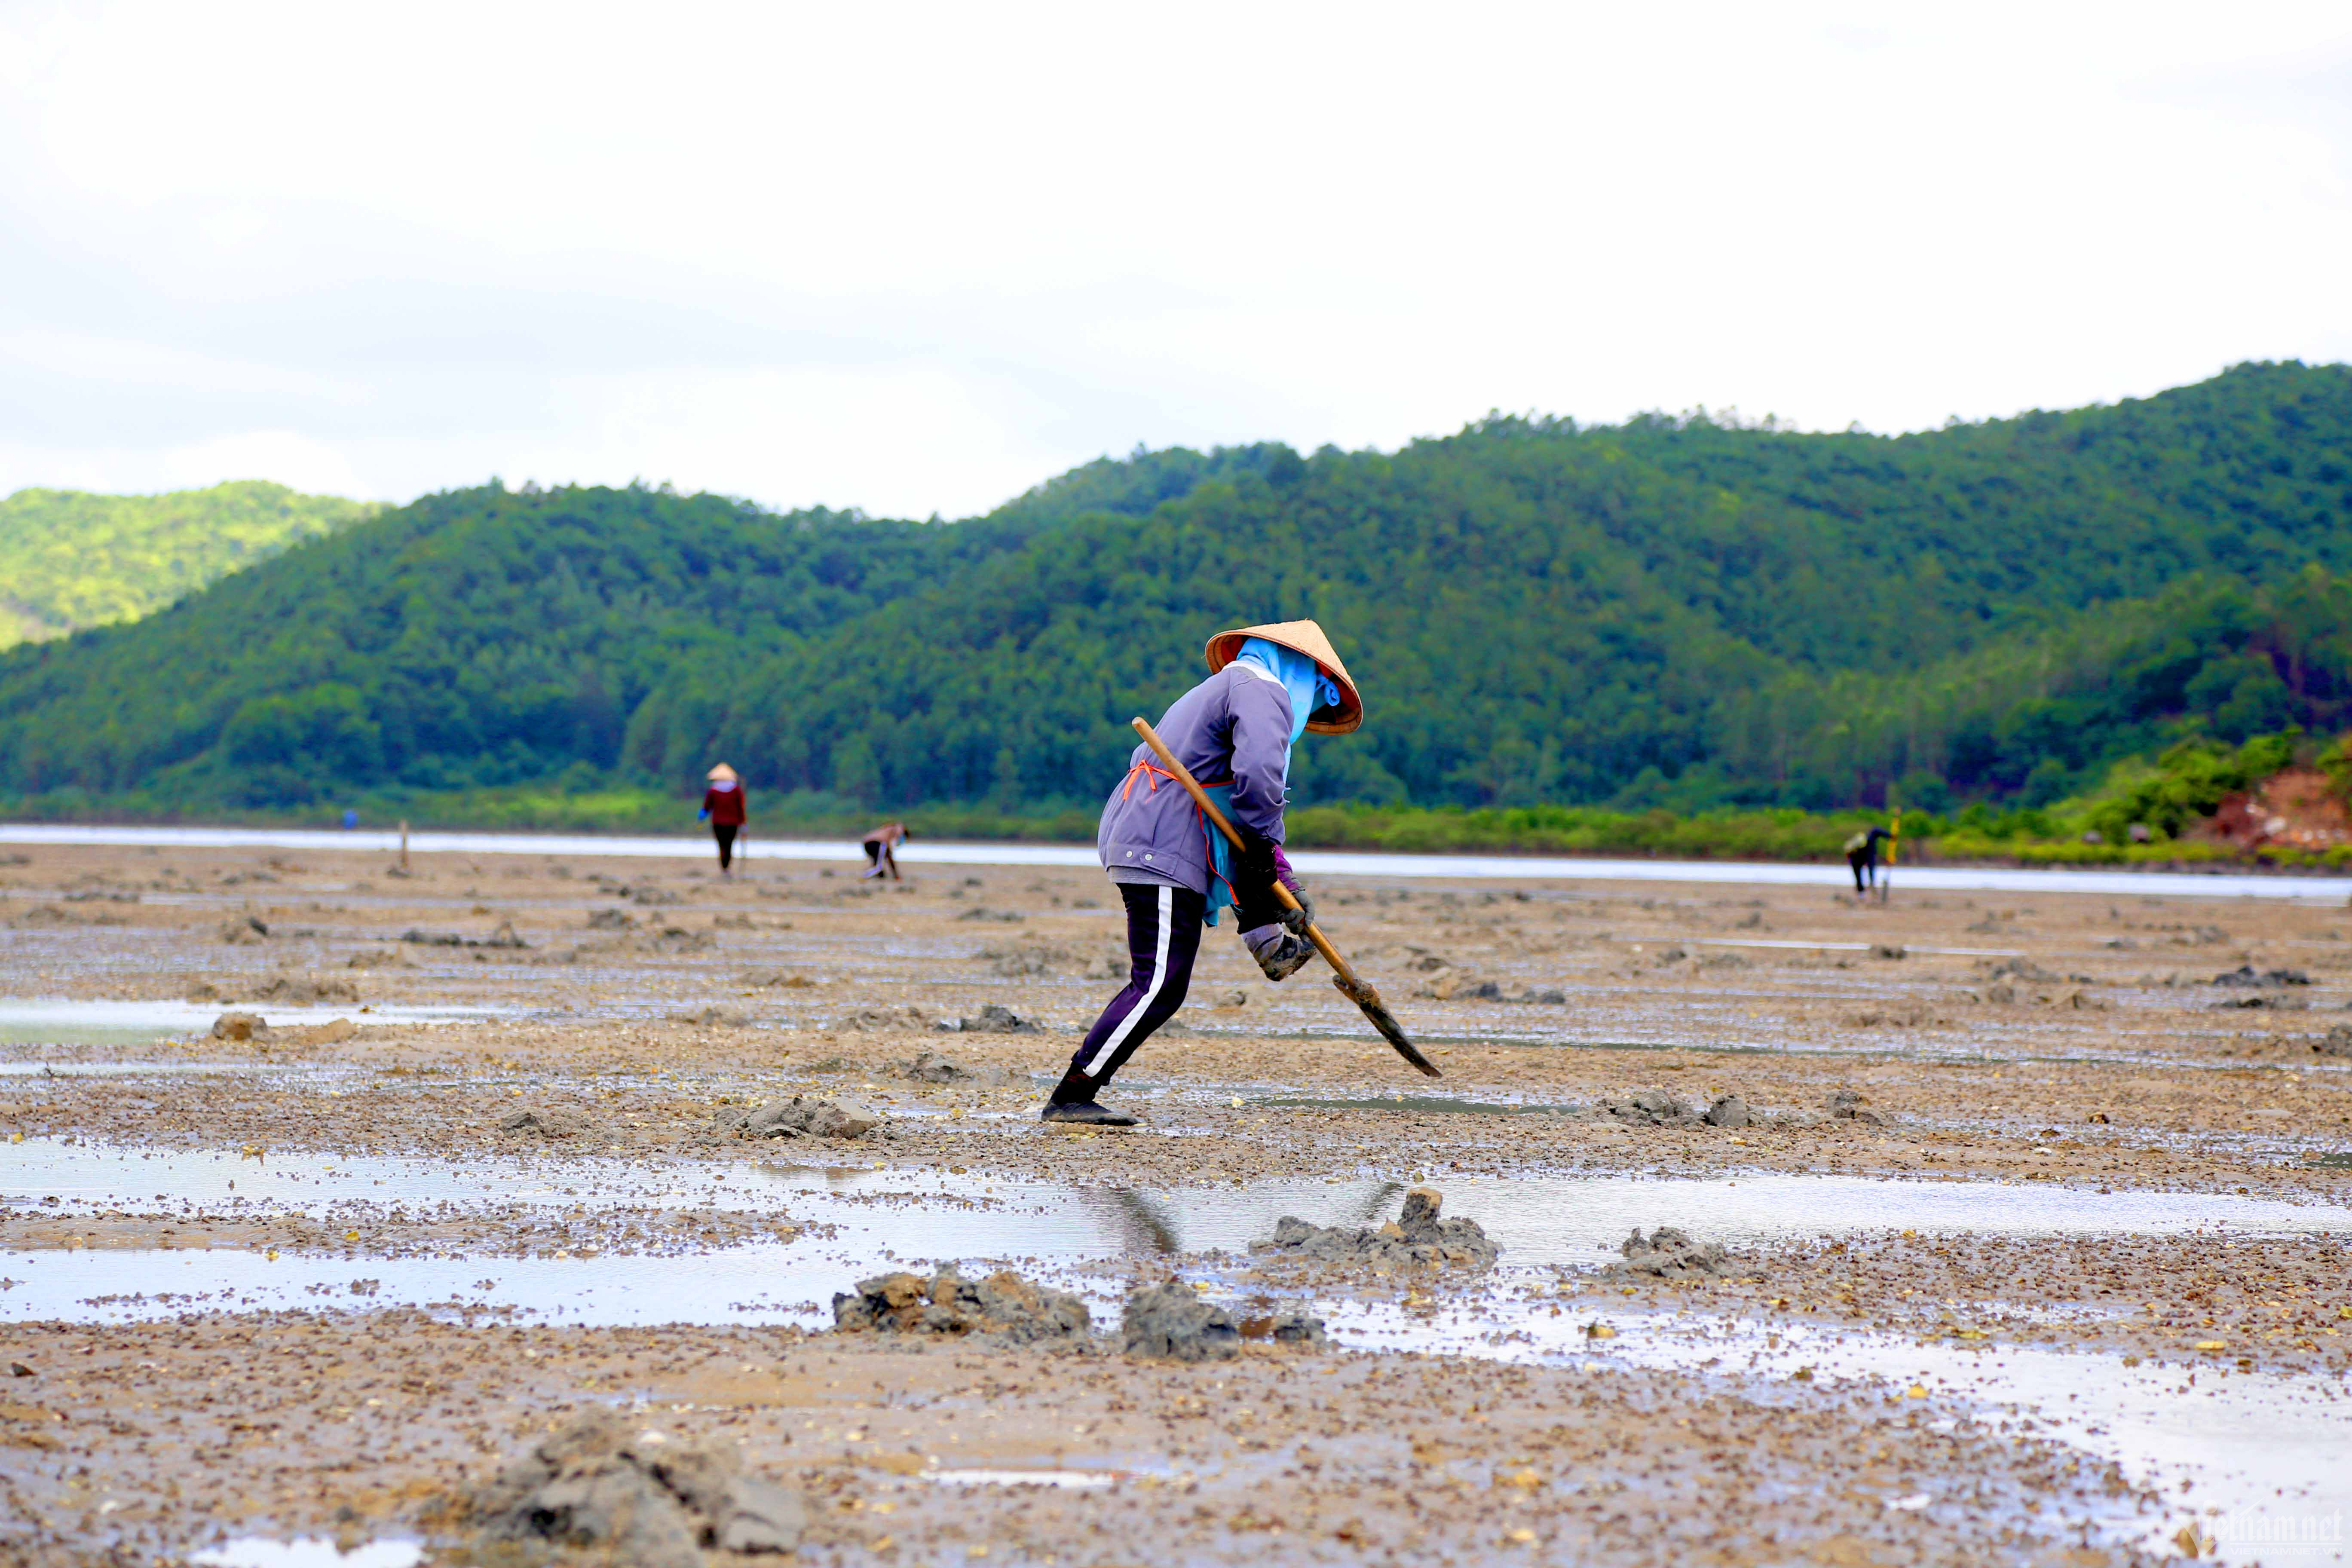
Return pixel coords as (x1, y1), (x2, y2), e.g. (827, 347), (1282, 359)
(2, 837), (2349, 1567)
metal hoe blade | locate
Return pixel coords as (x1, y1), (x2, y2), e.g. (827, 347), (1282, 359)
(1332, 971), (1441, 1078)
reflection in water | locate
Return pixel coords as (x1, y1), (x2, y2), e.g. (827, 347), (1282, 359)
(1093, 1188), (1182, 1255)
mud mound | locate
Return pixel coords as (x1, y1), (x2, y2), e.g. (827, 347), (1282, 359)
(935, 1003), (1044, 1035)
(247, 974), (361, 1005)
(1610, 1226), (1736, 1278)
(1237, 1305), (1328, 1347)
(1119, 1285), (1326, 1360)
(498, 1106), (585, 1139)
(903, 1049), (1014, 1084)
(714, 1095), (881, 1141)
(1123, 1284), (1238, 1361)
(1826, 1087), (1888, 1126)
(402, 921), (529, 949)
(1604, 1089), (1749, 1128)
(671, 1005), (751, 1028)
(902, 1049), (968, 1082)
(471, 1408), (804, 1567)
(838, 1004), (932, 1032)
(833, 1266), (1090, 1343)
(1253, 1187), (1498, 1271)
(2212, 964), (2311, 988)
(1975, 957), (2062, 984)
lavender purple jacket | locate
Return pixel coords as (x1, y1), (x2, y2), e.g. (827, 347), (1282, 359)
(1098, 663), (1294, 896)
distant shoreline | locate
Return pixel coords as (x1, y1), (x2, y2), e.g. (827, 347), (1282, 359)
(7, 821), (2348, 900)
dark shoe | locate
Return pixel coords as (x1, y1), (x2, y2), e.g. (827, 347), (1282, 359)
(1041, 1100), (1137, 1127)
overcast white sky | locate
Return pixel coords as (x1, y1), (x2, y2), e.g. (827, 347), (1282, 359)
(2, 1), (2349, 518)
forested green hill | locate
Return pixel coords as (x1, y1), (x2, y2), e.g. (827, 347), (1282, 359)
(5, 361), (2352, 818)
(0, 481), (380, 649)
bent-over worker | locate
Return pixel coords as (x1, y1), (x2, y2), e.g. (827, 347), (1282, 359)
(861, 821), (909, 880)
(1844, 825), (1893, 897)
(699, 764), (747, 874)
(1042, 619), (1364, 1127)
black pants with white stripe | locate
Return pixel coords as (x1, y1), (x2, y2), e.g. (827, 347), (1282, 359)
(1059, 881), (1205, 1098)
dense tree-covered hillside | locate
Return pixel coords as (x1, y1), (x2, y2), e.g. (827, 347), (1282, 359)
(5, 361), (2352, 816)
(0, 481), (380, 649)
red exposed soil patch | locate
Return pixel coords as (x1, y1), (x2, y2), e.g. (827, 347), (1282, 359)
(2190, 766), (2352, 851)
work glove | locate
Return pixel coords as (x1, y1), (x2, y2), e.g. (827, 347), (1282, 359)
(1243, 924), (1316, 981)
(697, 808), (710, 822)
(1233, 829), (1285, 932)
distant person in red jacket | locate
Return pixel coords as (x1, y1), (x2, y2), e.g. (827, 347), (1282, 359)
(699, 764), (747, 874)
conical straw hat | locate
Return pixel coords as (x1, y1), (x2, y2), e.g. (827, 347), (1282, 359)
(1203, 619), (1363, 734)
(707, 763), (739, 782)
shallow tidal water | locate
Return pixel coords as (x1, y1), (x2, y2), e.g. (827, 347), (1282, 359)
(10, 821), (2351, 901)
(9, 1139), (2350, 1327)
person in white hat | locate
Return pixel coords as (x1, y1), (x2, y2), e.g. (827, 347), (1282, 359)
(1042, 619), (1364, 1125)
(699, 763), (747, 875)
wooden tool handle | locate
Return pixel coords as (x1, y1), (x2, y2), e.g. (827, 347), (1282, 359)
(1128, 717), (1360, 985)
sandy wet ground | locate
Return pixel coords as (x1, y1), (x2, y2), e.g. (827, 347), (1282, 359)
(3, 839), (2349, 1565)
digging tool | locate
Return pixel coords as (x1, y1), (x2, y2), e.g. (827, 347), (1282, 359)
(1129, 716), (1439, 1078)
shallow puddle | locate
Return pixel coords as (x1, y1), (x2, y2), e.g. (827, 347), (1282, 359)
(922, 1469), (1124, 1490)
(6, 1141), (2348, 1328)
(0, 998), (499, 1050)
(6, 1138), (2344, 1562)
(1326, 1299), (2351, 1564)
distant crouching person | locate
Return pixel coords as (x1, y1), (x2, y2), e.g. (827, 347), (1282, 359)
(862, 821), (909, 880)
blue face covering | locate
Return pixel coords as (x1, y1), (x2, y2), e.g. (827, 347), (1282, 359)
(1234, 637), (1341, 744)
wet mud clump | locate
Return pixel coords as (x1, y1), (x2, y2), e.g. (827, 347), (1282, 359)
(833, 1265), (1090, 1343)
(1610, 1226), (1737, 1279)
(1253, 1187), (1499, 1271)
(1826, 1087), (1889, 1125)
(1123, 1283), (1240, 1361)
(244, 974), (362, 1005)
(1120, 1285), (1326, 1360)
(1604, 1088), (1749, 1128)
(498, 1106), (586, 1139)
(2212, 964), (2311, 988)
(471, 1408), (804, 1567)
(672, 1004), (751, 1028)
(402, 921), (529, 949)
(712, 1094), (881, 1141)
(901, 1049), (971, 1082)
(899, 1048), (1011, 1085)
(934, 1003), (1044, 1035)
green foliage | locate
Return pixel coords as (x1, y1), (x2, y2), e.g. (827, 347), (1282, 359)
(2073, 732), (2299, 844)
(0, 481), (380, 648)
(6, 362), (2352, 830)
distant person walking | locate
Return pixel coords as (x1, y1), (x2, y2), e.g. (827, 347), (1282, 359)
(700, 764), (747, 874)
(1844, 825), (1893, 898)
(862, 821), (909, 880)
